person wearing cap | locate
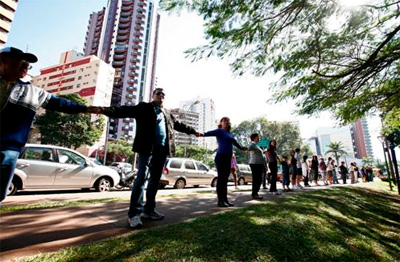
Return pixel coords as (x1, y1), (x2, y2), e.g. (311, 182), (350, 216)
(0, 47), (88, 203)
(87, 88), (201, 229)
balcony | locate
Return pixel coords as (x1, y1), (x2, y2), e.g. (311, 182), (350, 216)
(128, 79), (139, 85)
(129, 65), (140, 71)
(132, 43), (142, 51)
(121, 4), (133, 12)
(126, 94), (137, 100)
(116, 34), (129, 42)
(134, 25), (144, 31)
(130, 58), (140, 64)
(113, 53), (125, 61)
(127, 86), (138, 93)
(128, 71), (139, 78)
(112, 61), (124, 68)
(119, 17), (132, 24)
(118, 28), (130, 35)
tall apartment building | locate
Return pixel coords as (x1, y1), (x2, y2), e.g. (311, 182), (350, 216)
(0, 0), (18, 47)
(180, 97), (217, 151)
(350, 118), (374, 159)
(83, 0), (160, 140)
(32, 50), (115, 155)
(170, 108), (200, 146)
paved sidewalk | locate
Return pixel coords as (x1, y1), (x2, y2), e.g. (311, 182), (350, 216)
(0, 184), (339, 261)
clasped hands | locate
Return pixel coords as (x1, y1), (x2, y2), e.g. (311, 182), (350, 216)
(87, 106), (104, 114)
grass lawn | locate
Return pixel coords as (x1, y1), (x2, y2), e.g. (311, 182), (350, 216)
(19, 183), (400, 262)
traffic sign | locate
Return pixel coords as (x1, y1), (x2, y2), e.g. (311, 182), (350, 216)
(257, 139), (270, 148)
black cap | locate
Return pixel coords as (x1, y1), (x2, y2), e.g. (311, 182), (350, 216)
(0, 47), (38, 63)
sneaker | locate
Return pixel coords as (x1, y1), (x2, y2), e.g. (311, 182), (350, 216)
(252, 195), (263, 200)
(141, 210), (165, 220)
(292, 185), (298, 190)
(128, 215), (143, 228)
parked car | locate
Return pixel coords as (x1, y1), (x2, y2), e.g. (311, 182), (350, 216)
(90, 157), (103, 165)
(162, 158), (218, 189)
(236, 164), (253, 185)
(109, 162), (133, 174)
(230, 164), (283, 185)
(8, 144), (120, 195)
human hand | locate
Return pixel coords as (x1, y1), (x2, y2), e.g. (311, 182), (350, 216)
(87, 106), (104, 114)
(195, 132), (202, 137)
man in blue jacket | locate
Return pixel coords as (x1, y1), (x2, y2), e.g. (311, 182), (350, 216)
(88, 88), (201, 228)
(0, 47), (88, 203)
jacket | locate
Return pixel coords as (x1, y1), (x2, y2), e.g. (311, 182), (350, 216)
(0, 79), (87, 152)
(103, 102), (197, 156)
(248, 141), (265, 164)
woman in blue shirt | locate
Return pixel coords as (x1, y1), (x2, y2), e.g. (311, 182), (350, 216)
(201, 117), (247, 207)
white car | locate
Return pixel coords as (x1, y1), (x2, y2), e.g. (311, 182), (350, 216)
(162, 157), (218, 189)
(8, 144), (120, 195)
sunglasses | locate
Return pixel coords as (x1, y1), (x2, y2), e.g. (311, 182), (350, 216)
(155, 91), (165, 96)
(21, 60), (32, 70)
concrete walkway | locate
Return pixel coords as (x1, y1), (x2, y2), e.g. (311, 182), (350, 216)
(0, 183), (347, 261)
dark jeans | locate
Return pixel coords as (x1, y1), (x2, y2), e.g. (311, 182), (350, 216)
(215, 153), (232, 202)
(269, 162), (278, 192)
(1, 150), (20, 203)
(250, 164), (263, 196)
(128, 146), (167, 218)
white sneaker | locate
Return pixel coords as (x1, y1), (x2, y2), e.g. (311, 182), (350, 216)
(292, 185), (298, 190)
(128, 215), (143, 228)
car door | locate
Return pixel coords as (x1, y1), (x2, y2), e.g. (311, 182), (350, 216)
(17, 146), (58, 188)
(195, 161), (214, 185)
(53, 149), (93, 187)
(183, 160), (198, 186)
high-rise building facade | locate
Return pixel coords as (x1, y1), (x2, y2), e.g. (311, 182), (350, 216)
(83, 0), (160, 140)
(170, 108), (200, 146)
(179, 97), (217, 151)
(0, 0), (18, 47)
(350, 118), (374, 159)
(31, 50), (115, 155)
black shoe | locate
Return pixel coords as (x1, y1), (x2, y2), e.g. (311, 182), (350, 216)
(217, 201), (229, 207)
(225, 201), (235, 207)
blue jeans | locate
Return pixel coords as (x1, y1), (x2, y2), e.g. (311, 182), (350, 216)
(1, 150), (20, 203)
(127, 146), (167, 218)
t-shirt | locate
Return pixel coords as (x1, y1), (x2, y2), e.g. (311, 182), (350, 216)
(154, 107), (166, 146)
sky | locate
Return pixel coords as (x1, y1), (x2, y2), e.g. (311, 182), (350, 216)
(6, 0), (388, 160)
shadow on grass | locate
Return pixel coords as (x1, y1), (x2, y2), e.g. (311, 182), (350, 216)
(27, 186), (400, 262)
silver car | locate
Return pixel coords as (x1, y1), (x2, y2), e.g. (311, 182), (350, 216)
(8, 144), (120, 195)
(162, 158), (218, 189)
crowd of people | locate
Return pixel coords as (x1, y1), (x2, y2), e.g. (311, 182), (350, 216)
(1, 46), (375, 231)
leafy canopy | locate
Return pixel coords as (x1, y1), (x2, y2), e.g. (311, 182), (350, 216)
(160, 0), (400, 133)
(35, 94), (104, 149)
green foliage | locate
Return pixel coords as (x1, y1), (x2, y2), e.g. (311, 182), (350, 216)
(231, 117), (302, 162)
(325, 141), (348, 163)
(34, 94), (104, 149)
(362, 156), (374, 166)
(301, 143), (314, 157)
(175, 145), (215, 167)
(106, 138), (134, 161)
(160, 0), (400, 132)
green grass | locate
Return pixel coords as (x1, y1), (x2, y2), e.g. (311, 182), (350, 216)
(18, 183), (400, 262)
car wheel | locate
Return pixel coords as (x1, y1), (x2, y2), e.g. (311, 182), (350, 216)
(238, 177), (245, 185)
(211, 178), (217, 187)
(95, 177), (112, 192)
(7, 179), (18, 196)
(174, 178), (186, 189)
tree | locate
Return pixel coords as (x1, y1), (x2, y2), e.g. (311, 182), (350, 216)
(231, 117), (302, 163)
(35, 94), (104, 149)
(325, 141), (348, 165)
(107, 138), (134, 163)
(362, 156), (374, 166)
(301, 144), (314, 157)
(175, 145), (214, 167)
(161, 0), (400, 132)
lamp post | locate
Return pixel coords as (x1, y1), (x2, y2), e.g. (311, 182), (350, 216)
(378, 135), (393, 191)
(183, 100), (200, 157)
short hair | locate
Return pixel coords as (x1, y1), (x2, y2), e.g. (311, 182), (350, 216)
(295, 148), (300, 153)
(250, 133), (259, 141)
(152, 88), (164, 95)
